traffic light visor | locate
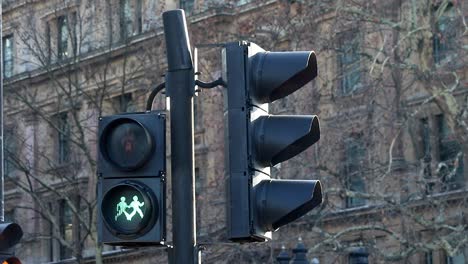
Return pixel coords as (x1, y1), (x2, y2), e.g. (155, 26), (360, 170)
(250, 51), (317, 104)
(253, 115), (320, 167)
(256, 179), (322, 231)
(0, 223), (23, 249)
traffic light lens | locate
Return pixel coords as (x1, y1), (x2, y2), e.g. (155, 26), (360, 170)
(101, 181), (158, 238)
(101, 118), (154, 170)
(2, 257), (21, 264)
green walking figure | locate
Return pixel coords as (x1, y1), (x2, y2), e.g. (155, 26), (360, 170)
(125, 196), (145, 220)
(115, 197), (129, 221)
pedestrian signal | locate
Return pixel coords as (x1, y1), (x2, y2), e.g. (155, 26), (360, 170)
(101, 181), (157, 237)
(97, 111), (166, 246)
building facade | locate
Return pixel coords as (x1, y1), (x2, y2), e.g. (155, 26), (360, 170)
(2, 0), (467, 263)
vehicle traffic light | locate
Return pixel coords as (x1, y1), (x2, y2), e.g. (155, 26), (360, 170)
(97, 111), (166, 246)
(0, 222), (23, 264)
(223, 41), (322, 242)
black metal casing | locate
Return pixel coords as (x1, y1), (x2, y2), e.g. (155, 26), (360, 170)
(223, 42), (322, 242)
(97, 111), (166, 246)
(223, 42), (259, 241)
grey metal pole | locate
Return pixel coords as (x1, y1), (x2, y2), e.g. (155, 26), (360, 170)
(163, 10), (198, 264)
(0, 3), (4, 222)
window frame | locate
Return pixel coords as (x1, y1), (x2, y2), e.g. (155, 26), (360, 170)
(46, 21), (52, 65)
(119, 0), (143, 41)
(432, 3), (457, 64)
(424, 250), (433, 264)
(446, 247), (467, 264)
(193, 96), (203, 131)
(112, 92), (135, 113)
(343, 135), (367, 208)
(54, 12), (77, 61)
(4, 126), (18, 177)
(2, 34), (14, 78)
(57, 15), (69, 60)
(237, 0), (250, 6)
(419, 117), (434, 193)
(348, 247), (369, 264)
(420, 117), (432, 161)
(56, 112), (71, 164)
(337, 30), (362, 95)
(435, 114), (464, 191)
(59, 199), (73, 260)
(4, 209), (15, 223)
(180, 0), (195, 14)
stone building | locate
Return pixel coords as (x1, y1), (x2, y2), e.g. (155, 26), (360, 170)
(2, 0), (467, 263)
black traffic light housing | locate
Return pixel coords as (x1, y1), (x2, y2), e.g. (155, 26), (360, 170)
(97, 111), (166, 246)
(0, 222), (23, 264)
(223, 41), (322, 242)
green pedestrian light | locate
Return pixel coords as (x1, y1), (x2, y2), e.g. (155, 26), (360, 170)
(97, 111), (166, 246)
(115, 196), (145, 221)
(101, 181), (158, 239)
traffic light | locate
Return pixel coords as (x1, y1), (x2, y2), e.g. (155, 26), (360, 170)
(223, 41), (322, 242)
(0, 222), (23, 264)
(97, 111), (166, 246)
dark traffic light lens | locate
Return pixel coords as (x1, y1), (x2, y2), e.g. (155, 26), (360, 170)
(101, 181), (158, 238)
(101, 118), (154, 170)
(2, 257), (21, 264)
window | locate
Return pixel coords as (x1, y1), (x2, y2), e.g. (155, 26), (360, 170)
(180, 0), (194, 14)
(113, 93), (135, 113)
(344, 136), (366, 208)
(420, 118), (431, 160)
(4, 210), (15, 222)
(120, 0), (143, 40)
(59, 200), (73, 260)
(419, 118), (434, 192)
(2, 35), (14, 78)
(4, 128), (17, 176)
(46, 22), (52, 65)
(136, 0), (142, 34)
(425, 251), (433, 264)
(433, 3), (456, 64)
(56, 13), (77, 60)
(48, 202), (54, 262)
(57, 16), (69, 59)
(447, 247), (467, 264)
(194, 97), (203, 130)
(56, 112), (71, 164)
(195, 167), (202, 232)
(436, 114), (464, 191)
(338, 32), (361, 95)
(275, 97), (288, 111)
(349, 248), (368, 264)
(195, 167), (205, 234)
(195, 167), (202, 193)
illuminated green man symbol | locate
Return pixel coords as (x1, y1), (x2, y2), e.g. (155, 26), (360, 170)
(115, 195), (145, 221)
(115, 197), (128, 221)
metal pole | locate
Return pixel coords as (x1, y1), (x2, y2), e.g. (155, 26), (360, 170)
(163, 10), (198, 264)
(1, 3), (4, 222)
